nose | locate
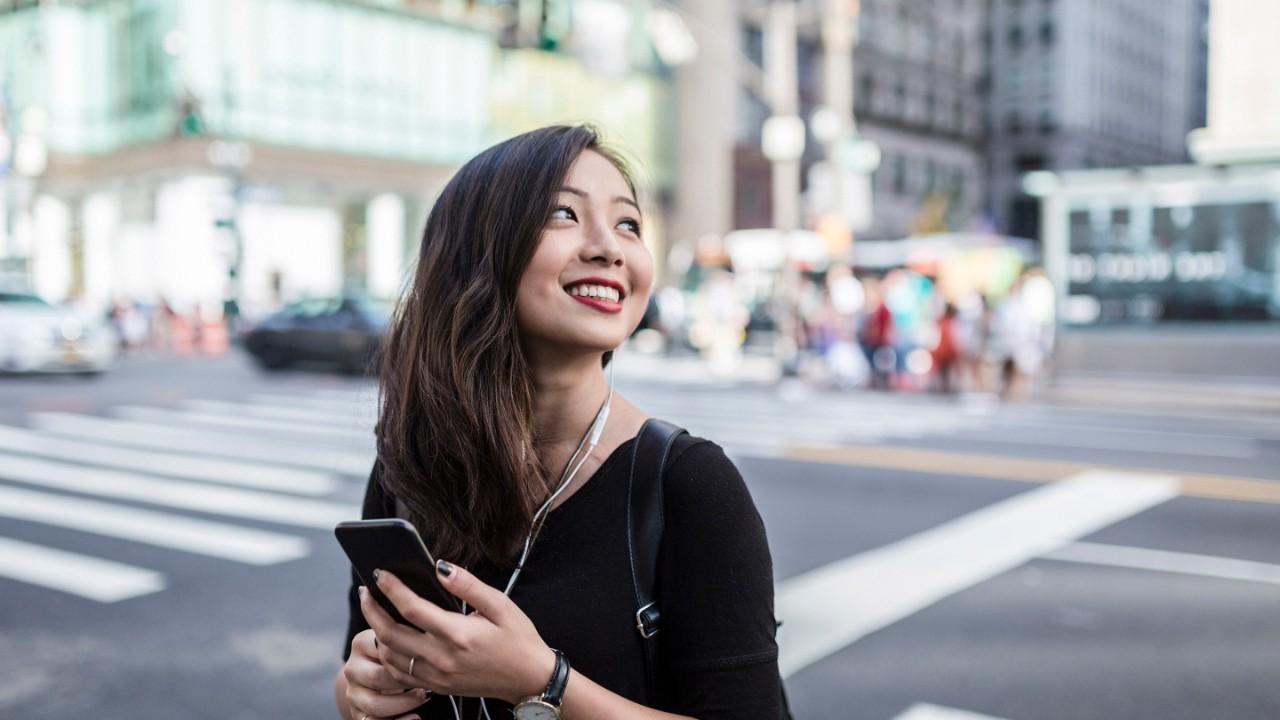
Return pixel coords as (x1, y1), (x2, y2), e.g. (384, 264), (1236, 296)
(580, 217), (623, 267)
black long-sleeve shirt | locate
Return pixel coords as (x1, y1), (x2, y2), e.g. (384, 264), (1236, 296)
(343, 433), (784, 718)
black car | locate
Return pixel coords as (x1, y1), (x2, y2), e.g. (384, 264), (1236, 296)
(243, 296), (391, 374)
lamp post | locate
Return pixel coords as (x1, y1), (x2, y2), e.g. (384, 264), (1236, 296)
(208, 139), (251, 334)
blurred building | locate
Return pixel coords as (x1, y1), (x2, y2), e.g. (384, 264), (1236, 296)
(1185, 0), (1280, 165)
(725, 0), (988, 243)
(0, 0), (675, 318)
(846, 0), (988, 242)
(1034, 0), (1280, 335)
(987, 0), (1207, 241)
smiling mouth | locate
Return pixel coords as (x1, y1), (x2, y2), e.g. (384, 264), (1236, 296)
(564, 282), (624, 314)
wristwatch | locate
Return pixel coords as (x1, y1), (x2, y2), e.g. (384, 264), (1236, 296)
(513, 649), (570, 720)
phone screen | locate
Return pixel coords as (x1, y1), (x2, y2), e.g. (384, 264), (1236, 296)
(335, 518), (462, 628)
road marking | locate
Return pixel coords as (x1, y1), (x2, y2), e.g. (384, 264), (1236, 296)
(957, 423), (1257, 459)
(113, 405), (373, 445)
(0, 425), (337, 495)
(252, 393), (376, 416)
(30, 412), (372, 475)
(894, 704), (1010, 720)
(1041, 541), (1280, 586)
(0, 536), (165, 602)
(0, 485), (309, 564)
(783, 442), (1280, 505)
(775, 471), (1179, 678)
(0, 454), (358, 528)
(186, 399), (374, 430)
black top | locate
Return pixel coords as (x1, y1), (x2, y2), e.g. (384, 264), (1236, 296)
(343, 432), (784, 718)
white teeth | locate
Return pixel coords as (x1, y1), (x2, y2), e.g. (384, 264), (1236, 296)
(567, 284), (620, 302)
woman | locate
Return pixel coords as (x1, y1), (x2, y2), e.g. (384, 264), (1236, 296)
(336, 126), (784, 719)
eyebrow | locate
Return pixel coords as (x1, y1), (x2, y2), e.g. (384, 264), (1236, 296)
(559, 185), (642, 214)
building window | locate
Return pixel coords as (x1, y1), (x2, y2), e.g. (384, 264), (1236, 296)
(892, 153), (907, 194)
(1008, 25), (1023, 51)
(1006, 111), (1023, 134)
(1039, 110), (1057, 133)
(895, 81), (907, 116)
(924, 93), (936, 128)
(1040, 20), (1054, 45)
(860, 74), (875, 111)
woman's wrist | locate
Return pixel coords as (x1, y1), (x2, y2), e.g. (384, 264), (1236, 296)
(507, 644), (559, 705)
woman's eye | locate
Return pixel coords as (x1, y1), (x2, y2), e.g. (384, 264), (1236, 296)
(618, 218), (642, 235)
(550, 206), (577, 221)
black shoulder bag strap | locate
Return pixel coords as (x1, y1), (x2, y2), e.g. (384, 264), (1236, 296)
(626, 417), (686, 705)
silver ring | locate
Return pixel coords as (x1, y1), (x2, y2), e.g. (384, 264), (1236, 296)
(408, 656), (417, 676)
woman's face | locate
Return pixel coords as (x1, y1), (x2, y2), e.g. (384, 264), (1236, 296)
(515, 150), (654, 362)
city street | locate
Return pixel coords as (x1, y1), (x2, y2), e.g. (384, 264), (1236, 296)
(1, 351), (1277, 719)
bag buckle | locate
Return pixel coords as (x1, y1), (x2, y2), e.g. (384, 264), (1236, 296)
(635, 602), (660, 639)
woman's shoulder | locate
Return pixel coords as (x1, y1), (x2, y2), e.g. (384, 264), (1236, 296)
(660, 430), (760, 518)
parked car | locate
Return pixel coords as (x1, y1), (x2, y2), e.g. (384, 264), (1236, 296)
(242, 296), (391, 374)
(0, 290), (119, 375)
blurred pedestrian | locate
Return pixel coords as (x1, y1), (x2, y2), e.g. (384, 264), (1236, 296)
(993, 276), (1049, 402)
(337, 126), (788, 720)
(688, 269), (749, 376)
(932, 303), (962, 394)
(859, 277), (896, 390)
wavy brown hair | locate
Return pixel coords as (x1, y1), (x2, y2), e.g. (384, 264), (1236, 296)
(376, 125), (636, 568)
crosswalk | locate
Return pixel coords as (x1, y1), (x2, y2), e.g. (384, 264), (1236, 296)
(0, 378), (1000, 603)
(0, 386), (376, 602)
(4, 369), (1264, 605)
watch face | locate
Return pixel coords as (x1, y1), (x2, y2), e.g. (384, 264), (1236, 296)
(514, 699), (559, 720)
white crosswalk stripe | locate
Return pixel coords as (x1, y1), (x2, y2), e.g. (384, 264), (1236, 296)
(0, 453), (357, 528)
(0, 536), (167, 602)
(112, 404), (376, 448)
(187, 398), (374, 430)
(0, 485), (310, 564)
(0, 387), (375, 602)
(0, 423), (337, 495)
(629, 390), (998, 456)
(29, 411), (372, 475)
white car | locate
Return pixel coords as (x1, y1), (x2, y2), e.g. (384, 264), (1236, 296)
(0, 291), (119, 375)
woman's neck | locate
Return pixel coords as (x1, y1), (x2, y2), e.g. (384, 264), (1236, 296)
(528, 353), (611, 473)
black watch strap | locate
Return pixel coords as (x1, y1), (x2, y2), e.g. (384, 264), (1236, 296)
(542, 649), (570, 706)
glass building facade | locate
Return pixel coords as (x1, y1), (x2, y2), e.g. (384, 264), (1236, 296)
(1039, 163), (1280, 324)
(0, 0), (674, 314)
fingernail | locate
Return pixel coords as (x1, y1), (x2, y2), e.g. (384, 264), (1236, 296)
(358, 586), (368, 600)
(436, 559), (453, 577)
(372, 568), (381, 582)
(415, 687), (430, 699)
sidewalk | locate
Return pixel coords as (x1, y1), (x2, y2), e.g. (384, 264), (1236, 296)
(614, 349), (1280, 419)
(1041, 371), (1280, 417)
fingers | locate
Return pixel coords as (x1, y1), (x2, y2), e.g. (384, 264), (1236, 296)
(346, 630), (419, 694)
(378, 644), (428, 688)
(372, 571), (468, 636)
(345, 683), (429, 720)
(431, 560), (510, 623)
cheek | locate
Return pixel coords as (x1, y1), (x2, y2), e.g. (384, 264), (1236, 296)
(629, 250), (655, 308)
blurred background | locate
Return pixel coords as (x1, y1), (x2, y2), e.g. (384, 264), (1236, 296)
(0, 1), (1277, 719)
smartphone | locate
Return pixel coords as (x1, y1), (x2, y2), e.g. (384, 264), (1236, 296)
(335, 518), (462, 628)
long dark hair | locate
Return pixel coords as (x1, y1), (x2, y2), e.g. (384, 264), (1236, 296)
(376, 125), (637, 568)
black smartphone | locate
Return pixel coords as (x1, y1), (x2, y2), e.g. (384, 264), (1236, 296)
(335, 518), (462, 628)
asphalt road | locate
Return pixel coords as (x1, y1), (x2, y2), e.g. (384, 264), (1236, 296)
(0, 351), (1277, 719)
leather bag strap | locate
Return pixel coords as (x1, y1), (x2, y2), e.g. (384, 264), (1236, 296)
(626, 417), (686, 704)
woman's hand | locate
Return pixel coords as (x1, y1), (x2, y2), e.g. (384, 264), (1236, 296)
(359, 562), (557, 705)
(341, 628), (432, 720)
